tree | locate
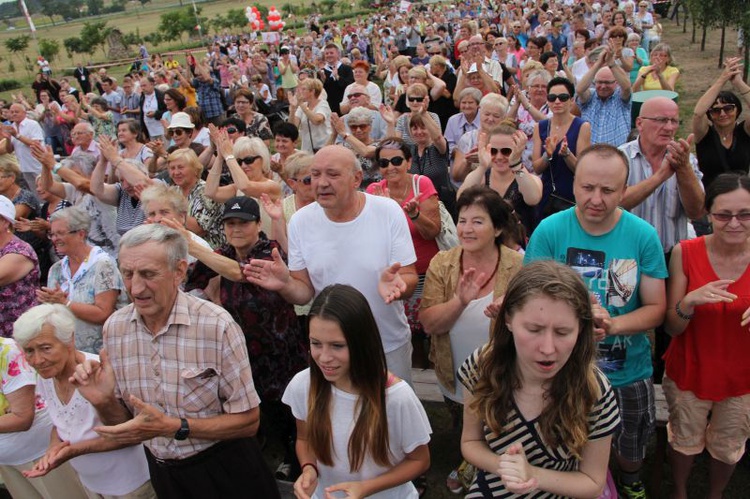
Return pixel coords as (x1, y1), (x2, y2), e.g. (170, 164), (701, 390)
(39, 38), (60, 64)
(86, 0), (104, 16)
(38, 0), (58, 26)
(4, 35), (31, 65)
(80, 21), (110, 57)
(63, 37), (87, 58)
(139, 0), (151, 5)
(226, 8), (248, 30)
(320, 0), (337, 14)
(158, 10), (186, 43)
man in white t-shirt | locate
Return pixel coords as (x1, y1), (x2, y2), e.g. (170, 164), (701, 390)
(2, 104), (45, 192)
(245, 145), (418, 383)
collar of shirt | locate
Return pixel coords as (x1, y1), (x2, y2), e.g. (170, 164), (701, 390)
(128, 289), (191, 337)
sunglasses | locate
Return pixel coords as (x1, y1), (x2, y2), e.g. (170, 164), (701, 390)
(711, 212), (750, 222)
(292, 175), (312, 185)
(408, 96), (425, 102)
(491, 147), (513, 157)
(349, 123), (370, 130)
(378, 156), (406, 168)
(237, 155), (261, 165)
(172, 128), (192, 136)
(708, 104), (736, 116)
(226, 127), (239, 134)
(547, 93), (571, 102)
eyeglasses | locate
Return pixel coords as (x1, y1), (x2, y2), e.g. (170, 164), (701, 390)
(594, 80), (616, 85)
(711, 212), (750, 222)
(708, 104), (736, 116)
(349, 123), (370, 130)
(408, 96), (425, 102)
(237, 155), (261, 165)
(378, 156), (406, 168)
(172, 128), (191, 136)
(292, 175), (312, 185)
(226, 127), (239, 134)
(348, 92), (366, 98)
(50, 229), (79, 238)
(491, 147), (513, 157)
(547, 93), (571, 102)
(234, 99), (251, 105)
(640, 116), (681, 127)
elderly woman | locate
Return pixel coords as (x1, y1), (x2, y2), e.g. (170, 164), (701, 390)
(84, 97), (116, 140)
(166, 148), (224, 249)
(532, 77), (591, 220)
(393, 82), (442, 146)
(37, 207), (125, 354)
(0, 195), (39, 338)
(627, 33), (650, 84)
(180, 196), (308, 482)
(633, 42), (679, 91)
(0, 336), (86, 499)
(454, 62), (500, 106)
(330, 108), (381, 189)
(116, 119), (152, 166)
(289, 78), (332, 154)
(205, 133), (280, 235)
(452, 93), (509, 183)
(382, 55), (412, 108)
(444, 88), (483, 154)
(232, 88), (273, 146)
(508, 70), (553, 170)
(420, 186), (523, 495)
(341, 61), (383, 114)
(13, 304), (155, 498)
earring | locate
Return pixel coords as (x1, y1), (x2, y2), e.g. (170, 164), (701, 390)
(506, 324), (512, 332)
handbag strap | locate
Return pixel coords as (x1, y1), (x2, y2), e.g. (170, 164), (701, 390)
(411, 173), (420, 200)
(307, 117), (316, 151)
(546, 119), (558, 193)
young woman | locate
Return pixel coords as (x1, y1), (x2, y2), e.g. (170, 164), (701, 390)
(459, 260), (620, 497)
(283, 284), (432, 499)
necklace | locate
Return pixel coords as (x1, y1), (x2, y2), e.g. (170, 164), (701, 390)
(460, 248), (501, 290)
(388, 180), (410, 202)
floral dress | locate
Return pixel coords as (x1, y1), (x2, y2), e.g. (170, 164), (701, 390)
(189, 180), (225, 249)
(0, 237), (39, 338)
(232, 112), (273, 142)
(185, 235), (308, 402)
(89, 111), (116, 139)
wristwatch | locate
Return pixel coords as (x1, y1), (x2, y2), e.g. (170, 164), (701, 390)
(174, 418), (190, 440)
(225, 154), (236, 161)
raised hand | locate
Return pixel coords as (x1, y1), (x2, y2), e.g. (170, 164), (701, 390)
(259, 192), (283, 221)
(665, 134), (694, 173)
(94, 394), (174, 445)
(330, 113), (347, 136)
(378, 262), (407, 304)
(244, 247), (290, 291)
(379, 104), (397, 125)
(456, 267), (489, 306)
(70, 349), (117, 407)
(544, 134), (559, 157)
(30, 142), (56, 169)
(510, 130), (528, 164)
(36, 285), (68, 305)
(484, 294), (505, 319)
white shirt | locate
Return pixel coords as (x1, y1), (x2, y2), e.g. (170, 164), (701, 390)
(11, 118), (44, 174)
(142, 92), (163, 138)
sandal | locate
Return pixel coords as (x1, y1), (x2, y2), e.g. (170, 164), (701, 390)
(446, 468), (464, 494)
(412, 473), (428, 497)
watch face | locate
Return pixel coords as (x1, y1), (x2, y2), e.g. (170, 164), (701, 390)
(174, 418), (190, 440)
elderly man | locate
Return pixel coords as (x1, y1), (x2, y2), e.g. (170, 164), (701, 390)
(620, 97), (705, 255)
(138, 76), (167, 141)
(576, 46), (632, 146)
(70, 224), (280, 498)
(245, 145), (418, 384)
(525, 144), (668, 499)
(1, 104), (45, 192)
(319, 43), (354, 115)
(70, 122), (100, 159)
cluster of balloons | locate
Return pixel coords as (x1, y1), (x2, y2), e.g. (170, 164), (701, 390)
(267, 7), (286, 31)
(245, 6), (265, 31)
(244, 6), (286, 32)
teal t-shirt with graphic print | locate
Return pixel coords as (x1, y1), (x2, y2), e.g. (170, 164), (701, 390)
(524, 207), (668, 388)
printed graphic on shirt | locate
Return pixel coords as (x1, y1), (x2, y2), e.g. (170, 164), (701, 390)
(565, 248), (637, 308)
(598, 340), (627, 374)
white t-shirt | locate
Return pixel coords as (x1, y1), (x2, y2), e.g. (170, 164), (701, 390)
(282, 368), (432, 499)
(296, 100), (333, 153)
(36, 352), (151, 496)
(288, 194), (416, 352)
(11, 118), (45, 174)
(142, 92), (164, 138)
(0, 338), (53, 466)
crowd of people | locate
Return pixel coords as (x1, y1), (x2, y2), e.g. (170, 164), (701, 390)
(0, 0), (749, 498)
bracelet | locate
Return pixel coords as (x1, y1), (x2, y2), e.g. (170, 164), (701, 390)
(409, 211), (420, 221)
(541, 152), (550, 163)
(52, 162), (63, 174)
(65, 300), (72, 308)
(509, 160), (523, 169)
(301, 462), (319, 477)
(342, 133), (349, 141)
(675, 300), (694, 320)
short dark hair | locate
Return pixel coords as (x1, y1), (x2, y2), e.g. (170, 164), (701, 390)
(274, 122), (299, 141)
(708, 91), (743, 121)
(576, 144), (630, 183)
(164, 88), (186, 111)
(374, 137), (413, 162)
(575, 28), (591, 41)
(548, 76), (575, 96)
(705, 173), (750, 212)
(221, 117), (246, 134)
(540, 51), (559, 65)
(528, 36), (548, 50)
(455, 185), (513, 246)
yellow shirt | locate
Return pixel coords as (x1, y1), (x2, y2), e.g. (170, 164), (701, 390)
(638, 65), (679, 91)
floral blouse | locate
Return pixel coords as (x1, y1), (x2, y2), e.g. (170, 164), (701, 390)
(232, 112), (273, 142)
(185, 235), (308, 402)
(0, 237), (39, 338)
(189, 180), (225, 249)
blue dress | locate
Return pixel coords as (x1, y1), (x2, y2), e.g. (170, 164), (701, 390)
(538, 117), (584, 220)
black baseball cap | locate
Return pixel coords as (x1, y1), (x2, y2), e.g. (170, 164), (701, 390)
(221, 196), (260, 222)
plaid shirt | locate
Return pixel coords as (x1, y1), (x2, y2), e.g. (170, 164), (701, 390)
(104, 291), (259, 460)
(578, 87), (632, 147)
(192, 76), (224, 119)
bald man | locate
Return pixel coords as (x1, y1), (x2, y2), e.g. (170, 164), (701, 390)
(244, 145), (418, 384)
(576, 45), (632, 146)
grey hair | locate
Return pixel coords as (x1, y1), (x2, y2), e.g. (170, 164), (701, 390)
(527, 69), (552, 87)
(479, 92), (509, 113)
(284, 152), (314, 179)
(13, 304), (76, 348)
(73, 121), (94, 134)
(626, 33), (641, 44)
(140, 183), (188, 216)
(50, 206), (91, 233)
(118, 224), (187, 270)
(347, 107), (374, 125)
(233, 136), (271, 174)
(61, 152), (97, 177)
(458, 87), (483, 105)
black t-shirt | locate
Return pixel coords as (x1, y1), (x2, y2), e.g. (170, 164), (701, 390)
(695, 122), (750, 189)
(429, 70), (458, 133)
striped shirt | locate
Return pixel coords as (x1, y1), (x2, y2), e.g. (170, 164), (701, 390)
(619, 139), (703, 252)
(104, 291), (259, 460)
(458, 348), (620, 498)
